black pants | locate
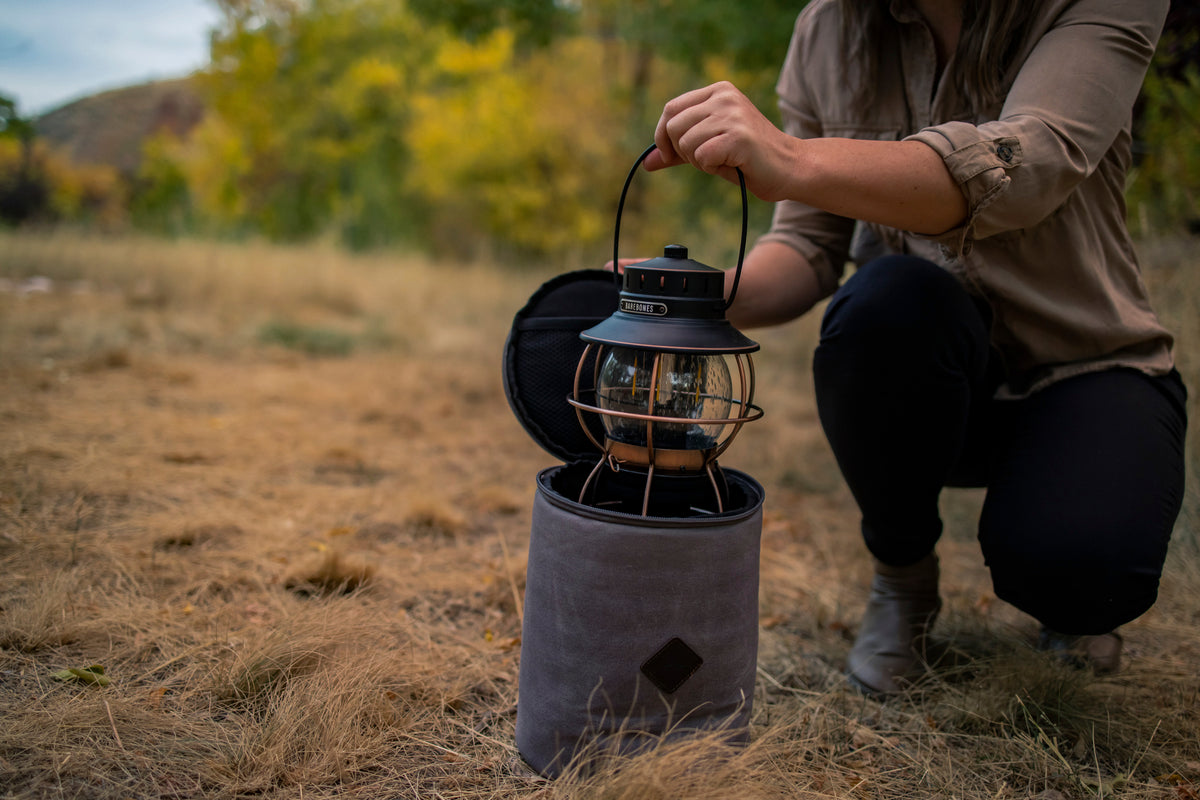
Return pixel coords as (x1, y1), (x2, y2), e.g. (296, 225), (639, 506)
(813, 256), (1188, 635)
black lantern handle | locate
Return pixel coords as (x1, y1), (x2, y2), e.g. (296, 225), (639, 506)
(612, 143), (749, 312)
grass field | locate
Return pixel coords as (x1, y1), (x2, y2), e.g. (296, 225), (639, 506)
(0, 229), (1197, 799)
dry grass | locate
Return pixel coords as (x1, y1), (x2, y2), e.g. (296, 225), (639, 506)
(0, 229), (1197, 799)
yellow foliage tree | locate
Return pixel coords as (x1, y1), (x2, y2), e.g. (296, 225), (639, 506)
(407, 30), (631, 260)
(138, 0), (785, 260)
(0, 137), (125, 228)
(194, 0), (438, 247)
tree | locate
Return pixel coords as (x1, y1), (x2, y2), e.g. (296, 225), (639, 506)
(407, 0), (571, 48)
(147, 0), (801, 257)
(0, 94), (47, 223)
(1128, 0), (1200, 234)
(406, 30), (631, 259)
(196, 0), (438, 246)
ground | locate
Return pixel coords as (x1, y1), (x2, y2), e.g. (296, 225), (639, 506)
(0, 231), (1197, 799)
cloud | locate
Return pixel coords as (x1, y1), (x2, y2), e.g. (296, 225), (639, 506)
(0, 0), (221, 115)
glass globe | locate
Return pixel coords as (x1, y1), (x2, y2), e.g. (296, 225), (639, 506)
(596, 347), (733, 452)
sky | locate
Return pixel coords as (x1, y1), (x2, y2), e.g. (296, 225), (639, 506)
(0, 0), (223, 117)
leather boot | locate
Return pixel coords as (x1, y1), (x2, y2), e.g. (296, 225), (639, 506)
(846, 553), (942, 696)
(1037, 627), (1122, 674)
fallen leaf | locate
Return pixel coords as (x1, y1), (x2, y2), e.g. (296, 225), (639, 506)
(1156, 772), (1189, 786)
(51, 664), (112, 687)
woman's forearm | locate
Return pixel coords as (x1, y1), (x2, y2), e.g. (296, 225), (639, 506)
(786, 137), (967, 236)
(724, 240), (824, 330)
(649, 82), (968, 237)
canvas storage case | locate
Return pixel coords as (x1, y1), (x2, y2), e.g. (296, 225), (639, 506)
(502, 268), (764, 777)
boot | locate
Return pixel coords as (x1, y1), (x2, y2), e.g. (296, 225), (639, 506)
(1037, 627), (1122, 675)
(846, 553), (942, 697)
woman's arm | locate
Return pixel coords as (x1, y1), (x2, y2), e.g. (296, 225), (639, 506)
(646, 81), (968, 236)
(724, 240), (824, 330)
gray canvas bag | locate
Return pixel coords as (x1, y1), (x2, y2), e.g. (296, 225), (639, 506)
(503, 270), (765, 777)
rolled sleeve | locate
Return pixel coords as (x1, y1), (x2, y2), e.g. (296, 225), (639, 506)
(907, 125), (1023, 256)
(756, 1), (857, 299)
(907, 0), (1167, 257)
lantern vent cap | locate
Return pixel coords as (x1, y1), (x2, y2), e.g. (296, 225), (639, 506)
(581, 243), (759, 355)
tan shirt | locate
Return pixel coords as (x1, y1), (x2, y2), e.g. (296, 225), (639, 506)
(759, 0), (1174, 396)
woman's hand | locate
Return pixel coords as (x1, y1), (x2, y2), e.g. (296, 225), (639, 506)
(645, 81), (967, 235)
(645, 81), (800, 202)
(602, 257), (649, 275)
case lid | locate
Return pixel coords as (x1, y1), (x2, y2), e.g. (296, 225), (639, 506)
(502, 269), (620, 463)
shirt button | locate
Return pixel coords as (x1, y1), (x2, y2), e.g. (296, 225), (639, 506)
(997, 144), (1014, 163)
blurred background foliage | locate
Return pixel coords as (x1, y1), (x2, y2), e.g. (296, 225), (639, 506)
(1, 0), (1197, 264)
(1128, 1), (1200, 236)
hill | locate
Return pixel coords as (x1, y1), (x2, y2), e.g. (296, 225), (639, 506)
(33, 77), (204, 176)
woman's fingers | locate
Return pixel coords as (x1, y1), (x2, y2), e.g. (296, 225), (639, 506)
(646, 82), (789, 195)
(603, 257), (650, 274)
(650, 83), (729, 170)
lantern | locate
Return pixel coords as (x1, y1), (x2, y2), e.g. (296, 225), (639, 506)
(569, 242), (762, 516)
(502, 144), (766, 777)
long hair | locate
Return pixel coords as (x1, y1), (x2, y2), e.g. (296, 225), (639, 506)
(841, 0), (1035, 113)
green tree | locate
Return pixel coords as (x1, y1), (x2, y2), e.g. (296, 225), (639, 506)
(407, 0), (571, 48)
(0, 93), (46, 223)
(1128, 2), (1200, 234)
(131, 131), (194, 234)
(199, 0), (438, 247)
(0, 94), (34, 142)
(163, 0), (802, 258)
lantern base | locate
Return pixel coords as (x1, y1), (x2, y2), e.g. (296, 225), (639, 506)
(558, 459), (735, 518)
(603, 439), (715, 472)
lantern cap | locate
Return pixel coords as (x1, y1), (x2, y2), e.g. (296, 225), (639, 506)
(580, 244), (759, 354)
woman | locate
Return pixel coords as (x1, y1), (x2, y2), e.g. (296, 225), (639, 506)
(645, 0), (1187, 696)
